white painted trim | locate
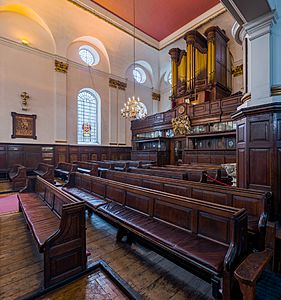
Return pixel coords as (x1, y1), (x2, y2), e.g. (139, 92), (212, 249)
(159, 3), (226, 49)
(244, 10), (278, 41)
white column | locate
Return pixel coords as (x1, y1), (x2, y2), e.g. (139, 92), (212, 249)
(118, 89), (126, 145)
(54, 59), (67, 142)
(109, 86), (118, 144)
(240, 11), (278, 108)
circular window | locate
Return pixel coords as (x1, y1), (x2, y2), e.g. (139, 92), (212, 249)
(133, 67), (146, 84)
(79, 45), (100, 66)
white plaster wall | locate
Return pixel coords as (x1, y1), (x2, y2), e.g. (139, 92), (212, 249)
(0, 0), (160, 146)
(0, 42), (55, 143)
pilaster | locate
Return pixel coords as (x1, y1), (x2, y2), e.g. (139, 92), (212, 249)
(54, 58), (68, 143)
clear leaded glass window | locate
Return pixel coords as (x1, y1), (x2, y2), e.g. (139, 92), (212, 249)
(133, 67), (146, 84)
(79, 46), (100, 66)
(77, 89), (99, 144)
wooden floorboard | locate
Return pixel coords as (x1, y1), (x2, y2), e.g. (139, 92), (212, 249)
(0, 210), (212, 300)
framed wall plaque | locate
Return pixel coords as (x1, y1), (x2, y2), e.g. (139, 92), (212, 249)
(11, 112), (37, 139)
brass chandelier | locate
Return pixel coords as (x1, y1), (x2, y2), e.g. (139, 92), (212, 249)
(121, 96), (147, 119)
(120, 0), (147, 120)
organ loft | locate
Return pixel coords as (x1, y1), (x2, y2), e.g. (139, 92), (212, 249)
(169, 26), (232, 106)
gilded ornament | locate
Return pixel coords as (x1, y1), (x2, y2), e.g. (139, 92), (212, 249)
(172, 115), (191, 136)
(152, 92), (160, 101)
(55, 60), (69, 73)
(232, 64), (243, 77)
(109, 78), (127, 90)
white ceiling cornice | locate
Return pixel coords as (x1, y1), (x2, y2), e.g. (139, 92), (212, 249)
(159, 3), (226, 49)
(68, 0), (226, 51)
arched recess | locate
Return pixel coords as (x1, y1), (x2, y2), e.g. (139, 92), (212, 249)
(0, 3), (56, 52)
(126, 61), (153, 88)
(67, 36), (111, 73)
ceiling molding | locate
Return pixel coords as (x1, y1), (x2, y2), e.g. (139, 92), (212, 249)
(159, 3), (226, 49)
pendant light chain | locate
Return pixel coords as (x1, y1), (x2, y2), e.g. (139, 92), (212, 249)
(133, 0), (136, 96)
(120, 0), (147, 120)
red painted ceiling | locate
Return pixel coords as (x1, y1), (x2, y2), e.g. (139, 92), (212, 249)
(91, 0), (219, 41)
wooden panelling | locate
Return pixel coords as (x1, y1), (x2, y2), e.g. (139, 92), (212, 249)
(237, 124), (245, 143)
(250, 121), (269, 142)
(249, 149), (270, 188)
(0, 143), (131, 172)
(183, 150), (235, 164)
(277, 119), (281, 141)
(106, 186), (126, 204)
(198, 212), (229, 244)
(126, 192), (150, 214)
(237, 149), (246, 188)
(131, 96), (241, 131)
(233, 103), (281, 220)
(154, 200), (191, 230)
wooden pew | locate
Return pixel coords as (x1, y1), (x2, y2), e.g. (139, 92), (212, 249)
(147, 166), (231, 185)
(234, 222), (276, 300)
(33, 163), (54, 183)
(103, 169), (271, 247)
(55, 162), (77, 180)
(128, 167), (189, 180)
(73, 161), (99, 176)
(18, 176), (87, 287)
(8, 164), (27, 191)
(62, 172), (248, 299)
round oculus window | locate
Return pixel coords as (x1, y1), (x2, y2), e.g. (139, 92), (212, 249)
(79, 46), (100, 66)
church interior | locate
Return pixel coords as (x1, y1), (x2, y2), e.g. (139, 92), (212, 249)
(1, 0), (281, 299)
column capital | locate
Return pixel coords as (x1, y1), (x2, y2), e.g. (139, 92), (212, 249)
(168, 48), (181, 61)
(244, 10), (278, 41)
(109, 78), (127, 90)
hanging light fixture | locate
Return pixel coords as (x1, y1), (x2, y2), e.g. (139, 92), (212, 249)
(121, 0), (147, 120)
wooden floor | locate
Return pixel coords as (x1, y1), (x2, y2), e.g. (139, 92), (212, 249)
(0, 209), (212, 300)
(38, 269), (130, 300)
(0, 181), (13, 194)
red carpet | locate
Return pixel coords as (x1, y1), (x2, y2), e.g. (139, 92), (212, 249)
(0, 194), (19, 215)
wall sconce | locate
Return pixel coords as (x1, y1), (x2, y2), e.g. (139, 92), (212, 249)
(21, 39), (29, 46)
(21, 92), (30, 111)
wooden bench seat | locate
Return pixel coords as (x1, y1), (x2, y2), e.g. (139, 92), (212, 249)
(99, 202), (228, 272)
(8, 164), (27, 191)
(103, 169), (271, 240)
(73, 161), (99, 176)
(18, 177), (86, 287)
(34, 163), (54, 183)
(128, 166), (232, 185)
(128, 167), (188, 180)
(63, 187), (107, 209)
(55, 162), (77, 180)
(62, 172), (248, 298)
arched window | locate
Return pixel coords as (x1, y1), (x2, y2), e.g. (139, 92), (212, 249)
(77, 88), (100, 144)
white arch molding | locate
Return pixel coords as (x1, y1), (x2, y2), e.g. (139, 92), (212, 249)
(0, 3), (56, 52)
